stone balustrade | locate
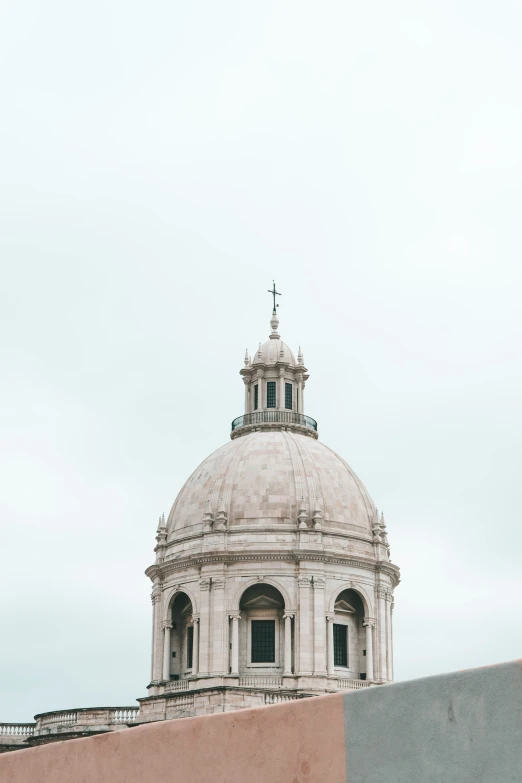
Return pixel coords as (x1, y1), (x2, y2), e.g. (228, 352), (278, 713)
(110, 709), (140, 724)
(164, 680), (190, 693)
(335, 678), (372, 690)
(238, 676), (283, 688)
(264, 693), (301, 704)
(34, 707), (139, 734)
(0, 724), (35, 736)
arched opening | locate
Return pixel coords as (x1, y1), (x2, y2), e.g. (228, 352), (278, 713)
(332, 589), (366, 679)
(168, 592), (194, 681)
(238, 584), (286, 674)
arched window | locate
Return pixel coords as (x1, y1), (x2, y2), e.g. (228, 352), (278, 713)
(238, 584), (285, 672)
(168, 593), (194, 681)
(285, 383), (293, 410)
(333, 589), (366, 679)
(266, 381), (276, 408)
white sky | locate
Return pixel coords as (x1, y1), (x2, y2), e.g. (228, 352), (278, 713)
(1, 1), (522, 722)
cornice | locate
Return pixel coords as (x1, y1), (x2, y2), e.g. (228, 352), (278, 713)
(165, 526), (376, 548)
(146, 551), (400, 587)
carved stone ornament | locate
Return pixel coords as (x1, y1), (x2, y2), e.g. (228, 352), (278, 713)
(212, 577), (226, 590)
(376, 585), (387, 599)
(298, 500), (308, 529)
(312, 577), (326, 589)
(297, 576), (312, 586)
(363, 617), (376, 627)
(200, 578), (211, 591)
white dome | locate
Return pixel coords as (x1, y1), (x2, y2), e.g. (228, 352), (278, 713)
(167, 430), (376, 541)
(254, 338), (296, 366)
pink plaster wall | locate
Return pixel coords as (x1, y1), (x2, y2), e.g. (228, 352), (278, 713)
(0, 694), (346, 783)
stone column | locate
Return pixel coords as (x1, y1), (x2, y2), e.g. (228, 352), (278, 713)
(376, 585), (387, 682)
(162, 622), (172, 681)
(229, 612), (240, 674)
(258, 371), (264, 410)
(198, 578), (211, 675)
(283, 614), (293, 674)
(326, 615), (335, 677)
(301, 382), (305, 414)
(192, 616), (200, 675)
(296, 374), (303, 414)
(151, 590), (163, 682)
(363, 618), (375, 682)
(386, 590), (393, 681)
(150, 590), (159, 681)
(279, 369), (285, 410)
(298, 576), (312, 674)
(313, 577), (326, 675)
(211, 577), (226, 674)
(244, 379), (250, 414)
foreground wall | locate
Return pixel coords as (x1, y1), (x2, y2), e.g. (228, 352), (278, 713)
(2, 660), (522, 783)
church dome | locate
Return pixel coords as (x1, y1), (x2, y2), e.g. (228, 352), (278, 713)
(253, 338), (296, 366)
(166, 429), (376, 541)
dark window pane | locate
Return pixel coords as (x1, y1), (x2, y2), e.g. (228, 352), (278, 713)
(251, 620), (275, 663)
(254, 384), (259, 410)
(187, 625), (194, 669)
(285, 383), (292, 410)
(333, 624), (348, 667)
(266, 382), (276, 408)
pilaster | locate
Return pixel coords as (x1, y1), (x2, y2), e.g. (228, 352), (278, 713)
(297, 576), (313, 674)
(312, 577), (326, 675)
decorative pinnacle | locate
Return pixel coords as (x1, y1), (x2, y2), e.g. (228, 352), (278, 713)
(297, 346), (303, 364)
(244, 348), (249, 366)
(270, 309), (280, 340)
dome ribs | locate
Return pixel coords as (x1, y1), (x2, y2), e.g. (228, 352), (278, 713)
(208, 437), (249, 529)
(281, 430), (304, 528)
(289, 431), (323, 529)
(222, 432), (251, 527)
(320, 442), (376, 526)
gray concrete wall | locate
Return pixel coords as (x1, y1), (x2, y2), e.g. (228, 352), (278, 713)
(344, 659), (522, 782)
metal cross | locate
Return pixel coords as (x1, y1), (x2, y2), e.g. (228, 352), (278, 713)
(267, 280), (281, 312)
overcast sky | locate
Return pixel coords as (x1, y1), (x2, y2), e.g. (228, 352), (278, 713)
(1, 1), (522, 722)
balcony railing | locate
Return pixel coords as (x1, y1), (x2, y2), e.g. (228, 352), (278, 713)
(231, 411), (317, 433)
(35, 707), (139, 733)
(238, 675), (283, 688)
(335, 678), (372, 690)
(164, 679), (190, 693)
(0, 723), (35, 736)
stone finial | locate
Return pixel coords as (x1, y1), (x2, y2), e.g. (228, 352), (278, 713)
(269, 311), (280, 340)
(155, 513), (167, 563)
(279, 341), (285, 359)
(297, 346), (303, 365)
(203, 500), (214, 532)
(371, 508), (383, 543)
(215, 498), (227, 531)
(312, 498), (323, 530)
(380, 512), (389, 545)
(298, 498), (308, 529)
(244, 348), (249, 366)
(257, 342), (262, 360)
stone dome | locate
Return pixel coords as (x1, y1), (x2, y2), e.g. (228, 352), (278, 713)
(253, 338), (296, 366)
(166, 430), (376, 541)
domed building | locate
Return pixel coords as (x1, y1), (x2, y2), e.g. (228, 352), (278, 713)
(0, 300), (401, 751)
(138, 305), (400, 722)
